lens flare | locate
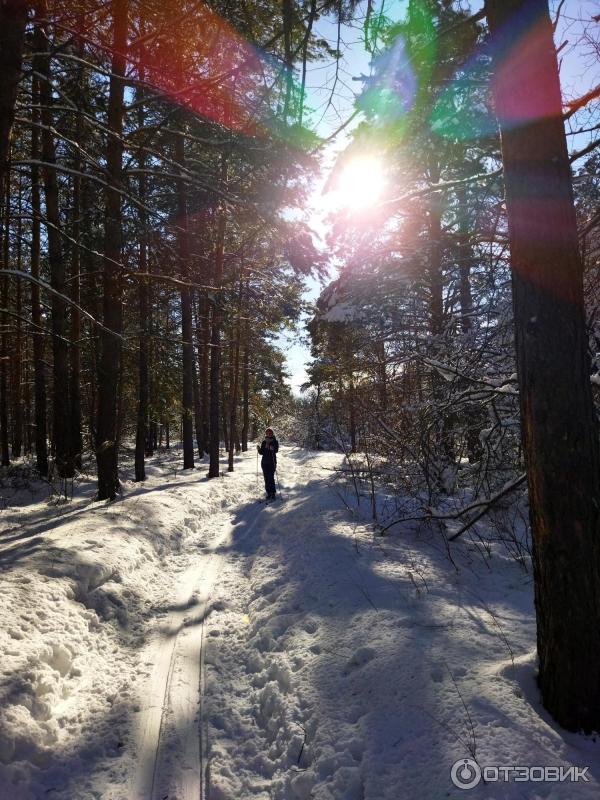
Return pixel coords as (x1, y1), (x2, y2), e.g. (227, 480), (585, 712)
(431, 6), (555, 141)
(97, 1), (312, 143)
(359, 35), (418, 123)
(338, 157), (387, 211)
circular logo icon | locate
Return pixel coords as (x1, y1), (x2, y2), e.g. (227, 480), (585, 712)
(451, 758), (482, 790)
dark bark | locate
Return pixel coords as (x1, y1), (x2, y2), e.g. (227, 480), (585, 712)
(30, 74), (47, 476)
(35, 2), (73, 479)
(0, 199), (8, 465)
(0, 0), (27, 186)
(96, 0), (127, 500)
(486, 0), (600, 733)
(208, 154), (228, 478)
(11, 181), (22, 457)
(192, 294), (204, 459)
(228, 282), (242, 471)
(146, 281), (155, 458)
(282, 0), (294, 118)
(241, 317), (250, 451)
(134, 86), (148, 482)
(427, 163), (444, 337)
(135, 274), (149, 481)
(176, 127), (194, 470)
(69, 176), (83, 471)
(84, 185), (100, 453)
(181, 281), (195, 469)
(69, 23), (85, 471)
(455, 184), (474, 334)
(455, 184), (481, 463)
(221, 376), (228, 451)
(427, 158), (455, 489)
(199, 292), (210, 453)
(23, 326), (31, 454)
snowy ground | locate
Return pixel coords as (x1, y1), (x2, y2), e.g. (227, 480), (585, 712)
(1, 445), (600, 799)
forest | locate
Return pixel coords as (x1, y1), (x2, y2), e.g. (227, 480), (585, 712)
(1, 1), (600, 798)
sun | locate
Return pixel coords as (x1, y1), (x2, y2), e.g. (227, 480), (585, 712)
(308, 155), (387, 232)
(337, 156), (386, 211)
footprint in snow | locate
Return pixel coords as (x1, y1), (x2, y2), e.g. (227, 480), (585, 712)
(430, 666), (445, 683)
(346, 646), (376, 668)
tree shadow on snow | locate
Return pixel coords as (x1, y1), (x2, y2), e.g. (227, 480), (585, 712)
(214, 469), (581, 798)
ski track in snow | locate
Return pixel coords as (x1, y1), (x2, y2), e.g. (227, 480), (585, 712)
(1, 446), (600, 799)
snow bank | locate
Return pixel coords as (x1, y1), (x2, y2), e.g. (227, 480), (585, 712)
(0, 450), (247, 799)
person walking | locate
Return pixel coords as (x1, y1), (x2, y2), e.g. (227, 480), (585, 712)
(258, 427), (279, 500)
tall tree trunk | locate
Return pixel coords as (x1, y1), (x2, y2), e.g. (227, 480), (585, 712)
(30, 74), (47, 475)
(69, 172), (83, 471)
(192, 293), (204, 459)
(96, 0), (127, 500)
(192, 335), (203, 459)
(199, 292), (210, 453)
(176, 126), (194, 470)
(455, 183), (481, 463)
(135, 272), (149, 482)
(221, 374), (228, 452)
(69, 23), (85, 471)
(35, 1), (73, 479)
(23, 332), (31, 454)
(11, 177), (22, 457)
(241, 316), (250, 452)
(83, 172), (99, 451)
(0, 181), (9, 466)
(485, 0), (600, 733)
(0, 0), (27, 186)
(427, 159), (455, 490)
(282, 0), (294, 118)
(208, 154), (228, 478)
(146, 277), (155, 458)
(455, 184), (474, 334)
(134, 82), (148, 482)
(228, 281), (243, 471)
(427, 164), (444, 337)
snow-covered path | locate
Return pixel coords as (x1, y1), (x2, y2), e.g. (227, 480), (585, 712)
(2, 446), (600, 799)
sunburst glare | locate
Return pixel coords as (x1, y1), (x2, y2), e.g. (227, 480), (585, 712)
(315, 156), (387, 223)
(338, 156), (386, 211)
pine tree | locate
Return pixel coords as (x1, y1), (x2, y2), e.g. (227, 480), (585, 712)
(485, 0), (600, 733)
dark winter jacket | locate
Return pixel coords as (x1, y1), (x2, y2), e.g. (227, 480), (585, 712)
(258, 436), (279, 470)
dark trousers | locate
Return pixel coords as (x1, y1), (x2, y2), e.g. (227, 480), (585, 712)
(262, 465), (276, 496)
